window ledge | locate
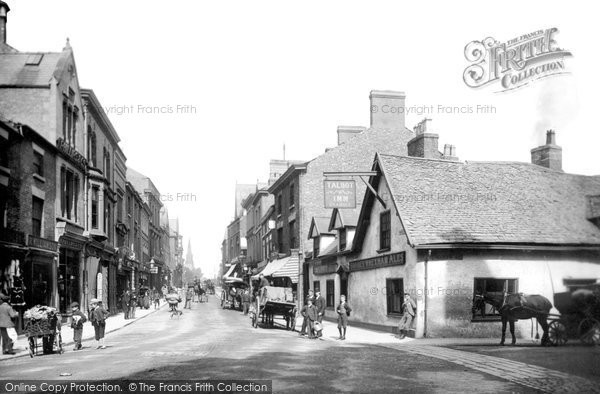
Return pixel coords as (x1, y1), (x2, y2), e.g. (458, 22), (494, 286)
(376, 247), (391, 254)
(387, 313), (403, 318)
(33, 174), (46, 183)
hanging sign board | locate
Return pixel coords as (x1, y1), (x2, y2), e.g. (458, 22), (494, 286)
(324, 180), (356, 209)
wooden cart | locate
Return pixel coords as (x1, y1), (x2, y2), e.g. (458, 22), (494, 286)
(250, 286), (297, 330)
(25, 313), (63, 357)
(547, 286), (600, 346)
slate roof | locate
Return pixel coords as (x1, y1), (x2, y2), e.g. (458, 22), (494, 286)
(377, 154), (600, 246)
(0, 52), (65, 87)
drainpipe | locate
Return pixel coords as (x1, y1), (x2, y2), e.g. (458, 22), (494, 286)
(423, 249), (431, 337)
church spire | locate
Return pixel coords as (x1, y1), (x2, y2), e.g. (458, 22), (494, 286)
(185, 239), (194, 269)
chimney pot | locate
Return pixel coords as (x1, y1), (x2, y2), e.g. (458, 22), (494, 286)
(546, 129), (556, 145)
(531, 130), (562, 171)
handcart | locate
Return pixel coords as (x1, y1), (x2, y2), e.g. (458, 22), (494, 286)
(24, 309), (63, 357)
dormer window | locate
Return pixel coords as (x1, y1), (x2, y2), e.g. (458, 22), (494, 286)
(339, 228), (347, 251)
(313, 236), (320, 257)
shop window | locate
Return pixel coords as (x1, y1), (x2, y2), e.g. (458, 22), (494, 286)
(386, 278), (404, 315)
(32, 197), (43, 237)
(326, 280), (335, 308)
(380, 210), (391, 251)
(472, 278), (518, 321)
(313, 280), (320, 294)
(33, 151), (44, 177)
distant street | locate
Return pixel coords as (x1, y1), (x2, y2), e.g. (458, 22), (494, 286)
(2, 295), (599, 393)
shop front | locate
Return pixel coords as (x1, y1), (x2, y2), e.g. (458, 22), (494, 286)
(56, 234), (86, 315)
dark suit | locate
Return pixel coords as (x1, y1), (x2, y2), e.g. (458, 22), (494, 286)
(299, 295), (315, 335)
(304, 305), (318, 338)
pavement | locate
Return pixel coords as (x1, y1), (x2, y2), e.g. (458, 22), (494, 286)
(0, 300), (167, 361)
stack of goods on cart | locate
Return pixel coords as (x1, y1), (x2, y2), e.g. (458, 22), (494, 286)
(263, 286), (292, 302)
(24, 305), (59, 320)
(24, 305), (60, 335)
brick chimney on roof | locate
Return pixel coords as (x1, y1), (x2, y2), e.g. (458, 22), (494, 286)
(337, 125), (366, 145)
(531, 130), (562, 171)
(407, 118), (440, 159)
(0, 1), (9, 45)
(369, 90), (406, 130)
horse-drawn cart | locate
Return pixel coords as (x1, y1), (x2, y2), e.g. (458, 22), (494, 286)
(547, 286), (600, 346)
(250, 285), (297, 330)
(220, 278), (249, 310)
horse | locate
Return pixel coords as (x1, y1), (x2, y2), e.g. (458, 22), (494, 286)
(472, 292), (553, 346)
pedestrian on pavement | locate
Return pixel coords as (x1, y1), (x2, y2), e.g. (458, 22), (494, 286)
(121, 290), (130, 319)
(299, 290), (315, 336)
(129, 291), (137, 319)
(336, 295), (352, 340)
(70, 302), (87, 351)
(185, 287), (194, 309)
(90, 299), (109, 349)
(398, 293), (416, 339)
(314, 291), (326, 338)
(302, 299), (318, 339)
(0, 294), (18, 354)
(153, 288), (160, 309)
(241, 290), (251, 315)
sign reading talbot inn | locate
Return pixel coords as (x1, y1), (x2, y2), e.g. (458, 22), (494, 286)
(324, 180), (356, 209)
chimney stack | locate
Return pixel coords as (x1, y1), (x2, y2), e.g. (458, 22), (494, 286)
(0, 1), (9, 45)
(531, 129), (562, 171)
(407, 118), (440, 159)
(369, 90), (406, 130)
(442, 144), (458, 161)
(337, 125), (366, 145)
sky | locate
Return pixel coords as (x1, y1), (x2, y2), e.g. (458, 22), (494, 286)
(5, 1), (599, 278)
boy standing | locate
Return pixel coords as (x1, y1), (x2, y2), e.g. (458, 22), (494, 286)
(302, 299), (318, 339)
(336, 295), (352, 340)
(70, 302), (87, 351)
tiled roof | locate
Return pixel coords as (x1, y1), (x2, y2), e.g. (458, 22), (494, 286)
(329, 208), (359, 231)
(378, 154), (600, 246)
(0, 52), (64, 87)
(309, 216), (334, 238)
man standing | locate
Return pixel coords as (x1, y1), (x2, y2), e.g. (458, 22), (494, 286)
(336, 295), (352, 340)
(314, 291), (326, 338)
(298, 289), (315, 336)
(0, 294), (17, 354)
(121, 290), (130, 319)
(398, 293), (416, 339)
(185, 287), (194, 309)
(90, 298), (109, 349)
(241, 290), (251, 315)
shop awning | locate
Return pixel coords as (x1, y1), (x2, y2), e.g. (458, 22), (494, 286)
(222, 263), (238, 279)
(251, 255), (299, 283)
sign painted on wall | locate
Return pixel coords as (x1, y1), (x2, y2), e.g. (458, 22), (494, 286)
(313, 262), (337, 275)
(349, 252), (406, 272)
(324, 180), (356, 209)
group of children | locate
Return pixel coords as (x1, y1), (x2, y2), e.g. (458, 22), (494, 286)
(300, 292), (352, 340)
(69, 298), (109, 351)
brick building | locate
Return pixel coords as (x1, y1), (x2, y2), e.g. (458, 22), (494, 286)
(0, 116), (59, 331)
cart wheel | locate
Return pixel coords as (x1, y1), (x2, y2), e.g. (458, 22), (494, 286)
(548, 320), (568, 346)
(290, 310), (297, 332)
(578, 318), (600, 346)
(27, 337), (35, 358)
